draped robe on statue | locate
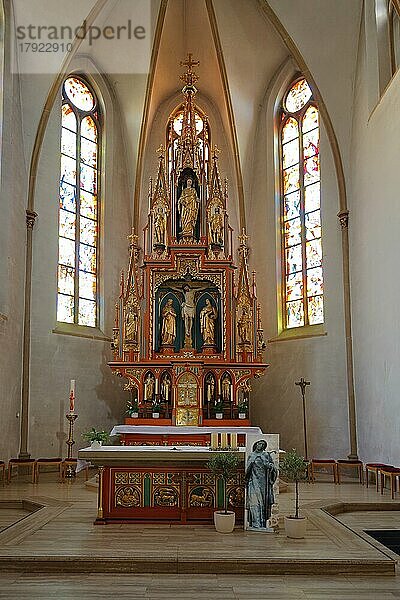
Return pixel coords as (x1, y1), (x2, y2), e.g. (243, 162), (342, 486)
(245, 447), (277, 529)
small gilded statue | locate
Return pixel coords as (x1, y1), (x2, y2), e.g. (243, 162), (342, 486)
(200, 299), (218, 346)
(144, 373), (155, 402)
(153, 203), (167, 247)
(125, 299), (139, 343)
(161, 298), (176, 345)
(182, 285), (196, 346)
(238, 305), (252, 345)
(178, 178), (199, 240)
(222, 375), (231, 402)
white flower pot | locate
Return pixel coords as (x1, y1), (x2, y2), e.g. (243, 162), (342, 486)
(238, 413), (247, 419)
(131, 412), (139, 418)
(214, 511), (235, 533)
(284, 516), (307, 539)
(90, 440), (102, 449)
(152, 412), (160, 419)
(215, 413), (223, 419)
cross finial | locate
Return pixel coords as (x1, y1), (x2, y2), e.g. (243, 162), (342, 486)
(180, 53), (199, 71)
(295, 377), (311, 395)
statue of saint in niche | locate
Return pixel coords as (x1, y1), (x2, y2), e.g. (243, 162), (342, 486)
(178, 178), (199, 240)
(161, 299), (176, 345)
(207, 198), (224, 246)
(200, 299), (218, 346)
(222, 375), (231, 402)
(182, 285), (196, 345)
(144, 373), (155, 402)
(238, 305), (252, 345)
(153, 203), (167, 246)
(125, 299), (139, 343)
(206, 377), (215, 404)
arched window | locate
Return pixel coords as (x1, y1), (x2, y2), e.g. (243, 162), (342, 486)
(57, 76), (100, 327)
(279, 78), (323, 330)
(389, 0), (400, 74)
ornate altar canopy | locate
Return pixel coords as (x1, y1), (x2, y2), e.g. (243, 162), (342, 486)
(109, 55), (268, 429)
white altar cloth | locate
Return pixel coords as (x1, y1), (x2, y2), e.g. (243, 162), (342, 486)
(110, 425), (262, 437)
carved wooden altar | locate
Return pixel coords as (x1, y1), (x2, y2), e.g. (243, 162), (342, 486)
(109, 56), (268, 433)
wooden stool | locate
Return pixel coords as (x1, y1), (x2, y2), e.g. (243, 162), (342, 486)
(35, 458), (63, 483)
(337, 459), (364, 484)
(310, 459), (337, 483)
(365, 463), (392, 492)
(62, 459), (89, 481)
(380, 466), (400, 500)
(0, 461), (5, 485)
(8, 458), (36, 484)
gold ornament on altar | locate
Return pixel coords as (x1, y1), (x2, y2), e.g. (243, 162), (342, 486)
(207, 197), (225, 247)
(200, 299), (218, 346)
(161, 299), (176, 345)
(178, 178), (199, 241)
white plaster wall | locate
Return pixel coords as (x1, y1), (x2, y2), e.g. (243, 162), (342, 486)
(247, 62), (349, 459)
(349, 16), (400, 466)
(28, 68), (132, 458)
(0, 4), (28, 461)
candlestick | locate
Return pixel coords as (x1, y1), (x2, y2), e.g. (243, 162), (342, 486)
(70, 379), (76, 394)
(65, 413), (78, 478)
(69, 391), (75, 413)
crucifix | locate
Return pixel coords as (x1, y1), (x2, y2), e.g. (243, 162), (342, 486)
(295, 377), (311, 460)
(180, 53), (200, 71)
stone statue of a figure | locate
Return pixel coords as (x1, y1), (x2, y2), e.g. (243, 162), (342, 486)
(178, 178), (199, 240)
(245, 439), (278, 530)
(200, 299), (218, 345)
(161, 298), (176, 345)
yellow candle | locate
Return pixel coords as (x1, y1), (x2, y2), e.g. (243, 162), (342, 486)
(211, 433), (218, 449)
(221, 433), (228, 448)
(231, 433), (237, 449)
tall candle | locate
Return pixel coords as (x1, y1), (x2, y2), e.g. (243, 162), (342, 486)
(211, 433), (218, 449)
(70, 380), (76, 394)
(69, 380), (76, 413)
(221, 433), (228, 448)
(231, 433), (237, 449)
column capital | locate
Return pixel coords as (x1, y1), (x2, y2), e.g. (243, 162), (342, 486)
(337, 210), (349, 229)
(26, 210), (38, 229)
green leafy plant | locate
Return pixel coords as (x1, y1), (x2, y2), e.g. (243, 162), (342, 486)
(82, 428), (109, 444)
(214, 398), (224, 413)
(152, 399), (162, 413)
(126, 398), (139, 416)
(237, 399), (248, 413)
(279, 449), (309, 519)
(207, 452), (241, 514)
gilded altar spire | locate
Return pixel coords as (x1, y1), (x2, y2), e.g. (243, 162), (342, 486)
(176, 54), (202, 176)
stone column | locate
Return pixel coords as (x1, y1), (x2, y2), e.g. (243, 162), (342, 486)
(338, 210), (358, 460)
(19, 209), (37, 459)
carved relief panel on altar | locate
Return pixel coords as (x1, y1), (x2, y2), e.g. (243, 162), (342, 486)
(175, 372), (199, 426)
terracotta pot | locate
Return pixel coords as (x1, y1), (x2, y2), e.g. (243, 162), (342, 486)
(214, 510), (235, 533)
(284, 516), (307, 538)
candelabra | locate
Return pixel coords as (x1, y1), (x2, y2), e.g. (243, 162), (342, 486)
(65, 413), (78, 478)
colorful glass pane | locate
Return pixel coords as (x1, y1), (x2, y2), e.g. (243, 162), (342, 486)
(79, 244), (96, 273)
(61, 128), (76, 158)
(286, 272), (303, 301)
(64, 77), (95, 111)
(304, 182), (320, 213)
(59, 209), (76, 240)
(60, 182), (76, 212)
(284, 217), (302, 247)
(302, 105), (319, 133)
(79, 270), (96, 300)
(284, 191), (300, 220)
(58, 265), (75, 295)
(286, 244), (303, 274)
(283, 164), (300, 195)
(62, 104), (76, 132)
(308, 295), (324, 325)
(307, 267), (323, 297)
(80, 216), (97, 246)
(306, 239), (322, 268)
(61, 155), (76, 186)
(282, 117), (298, 144)
(285, 79), (312, 113)
(80, 163), (97, 194)
(304, 155), (320, 186)
(81, 116), (97, 142)
(57, 293), (75, 323)
(303, 128), (319, 160)
(78, 298), (96, 327)
(173, 110), (204, 136)
(286, 299), (304, 328)
(80, 191), (97, 220)
(305, 210), (321, 240)
(282, 137), (299, 169)
(81, 137), (97, 168)
(58, 237), (75, 267)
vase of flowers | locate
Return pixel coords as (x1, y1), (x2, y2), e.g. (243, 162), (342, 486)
(152, 399), (162, 418)
(83, 428), (109, 449)
(214, 399), (224, 419)
(237, 399), (248, 419)
(126, 398), (139, 418)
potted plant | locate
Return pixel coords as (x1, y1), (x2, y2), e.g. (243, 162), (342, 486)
(152, 399), (162, 418)
(207, 452), (240, 533)
(82, 428), (109, 449)
(279, 448), (309, 538)
(237, 399), (248, 419)
(126, 398), (139, 418)
(214, 398), (224, 420)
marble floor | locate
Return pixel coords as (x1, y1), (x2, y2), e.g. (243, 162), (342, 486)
(0, 471), (399, 599)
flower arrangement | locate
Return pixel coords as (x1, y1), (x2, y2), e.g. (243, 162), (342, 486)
(82, 428), (109, 444)
(126, 398), (139, 416)
(237, 399), (248, 414)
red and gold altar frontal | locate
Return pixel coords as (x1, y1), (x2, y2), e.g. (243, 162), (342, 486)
(109, 56), (267, 429)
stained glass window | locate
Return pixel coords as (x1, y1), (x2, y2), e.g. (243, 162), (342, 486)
(57, 76), (100, 327)
(280, 78), (323, 329)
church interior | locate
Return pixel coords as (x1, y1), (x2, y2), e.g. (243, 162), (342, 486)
(1, 0), (400, 597)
